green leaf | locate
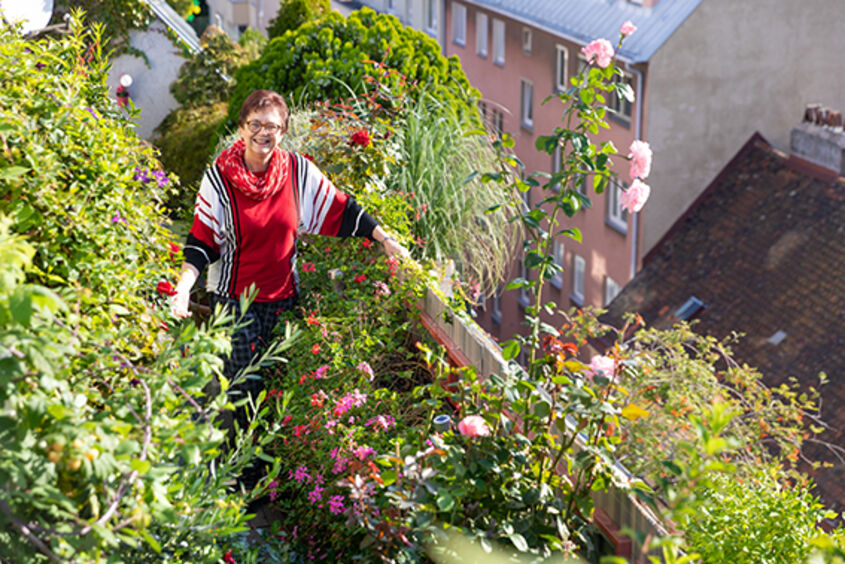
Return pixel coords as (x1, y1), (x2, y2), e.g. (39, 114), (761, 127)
(436, 491), (455, 512)
(141, 530), (161, 553)
(501, 340), (520, 361)
(381, 469), (397, 487)
(0, 166), (30, 180)
(505, 278), (528, 291)
(131, 459), (151, 474)
(509, 532), (529, 552)
(8, 287), (33, 325)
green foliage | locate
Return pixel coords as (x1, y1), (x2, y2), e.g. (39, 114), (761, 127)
(55, 1), (152, 53)
(0, 20), (294, 561)
(237, 27), (268, 60)
(228, 8), (479, 130)
(152, 102), (229, 216)
(682, 465), (834, 563)
(266, 0), (330, 40)
(171, 26), (249, 109)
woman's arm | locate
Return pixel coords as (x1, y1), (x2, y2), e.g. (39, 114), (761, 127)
(371, 225), (406, 259)
(171, 263), (199, 318)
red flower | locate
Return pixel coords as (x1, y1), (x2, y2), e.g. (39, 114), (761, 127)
(301, 262), (316, 272)
(311, 344), (321, 355)
(223, 550), (236, 564)
(303, 153), (315, 162)
(349, 129), (371, 147)
(156, 281), (177, 296)
(354, 274), (367, 283)
(306, 312), (320, 325)
(299, 373), (308, 385)
(311, 393), (324, 408)
(362, 239), (373, 248)
(168, 242), (180, 260)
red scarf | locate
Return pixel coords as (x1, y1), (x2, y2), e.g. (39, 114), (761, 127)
(216, 139), (289, 201)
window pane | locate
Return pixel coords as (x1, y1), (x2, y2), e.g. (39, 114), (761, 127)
(493, 19), (505, 64)
(476, 13), (488, 56)
(555, 45), (568, 92)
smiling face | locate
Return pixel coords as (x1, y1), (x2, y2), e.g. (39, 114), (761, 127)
(238, 107), (285, 170)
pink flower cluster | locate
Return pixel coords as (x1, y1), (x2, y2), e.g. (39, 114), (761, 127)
(588, 355), (617, 381)
(374, 281), (391, 297)
(620, 20), (637, 37)
(620, 179), (650, 214)
(332, 389), (368, 417)
(457, 415), (491, 437)
(580, 38), (614, 68)
(356, 361), (375, 380)
(622, 140), (653, 213)
(366, 414), (395, 432)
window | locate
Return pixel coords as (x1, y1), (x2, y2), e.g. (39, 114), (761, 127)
(608, 70), (634, 121)
(522, 27), (532, 55)
(424, 0), (436, 33)
(551, 240), (565, 289)
(518, 259), (530, 307)
(606, 178), (628, 233)
(571, 254), (585, 305)
(492, 18), (505, 65)
(452, 3), (466, 45)
(551, 144), (562, 192)
(675, 296), (704, 320)
(555, 45), (569, 92)
(491, 288), (502, 324)
(478, 100), (487, 122)
(577, 53), (589, 73)
(604, 276), (621, 306)
(491, 108), (504, 139)
(387, 0), (396, 12)
(520, 79), (533, 129)
(476, 12), (488, 57)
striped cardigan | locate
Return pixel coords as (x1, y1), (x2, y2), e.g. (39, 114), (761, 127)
(183, 152), (377, 301)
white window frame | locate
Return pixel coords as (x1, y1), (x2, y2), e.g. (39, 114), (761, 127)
(571, 254), (585, 305)
(424, 0), (437, 34)
(555, 45), (569, 92)
(608, 69), (634, 122)
(476, 12), (488, 57)
(551, 144), (562, 192)
(451, 3), (466, 46)
(491, 108), (504, 139)
(522, 27), (532, 55)
(604, 276), (622, 306)
(551, 240), (564, 290)
(387, 0), (396, 12)
(520, 78), (533, 129)
(606, 178), (629, 234)
(492, 18), (505, 65)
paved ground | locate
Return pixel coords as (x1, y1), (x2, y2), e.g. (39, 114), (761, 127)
(330, 0), (364, 18)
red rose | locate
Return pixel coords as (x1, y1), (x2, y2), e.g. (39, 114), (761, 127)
(156, 281), (177, 296)
(354, 274), (367, 283)
(223, 550), (236, 564)
(311, 344), (321, 355)
(168, 242), (180, 260)
(349, 129), (371, 147)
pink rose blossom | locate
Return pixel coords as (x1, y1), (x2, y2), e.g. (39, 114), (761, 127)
(580, 38), (615, 69)
(457, 415), (491, 437)
(588, 355), (616, 380)
(628, 140), (652, 180)
(620, 20), (637, 37)
(356, 361), (375, 380)
(620, 179), (651, 213)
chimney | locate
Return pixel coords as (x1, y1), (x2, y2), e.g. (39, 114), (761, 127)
(790, 104), (845, 176)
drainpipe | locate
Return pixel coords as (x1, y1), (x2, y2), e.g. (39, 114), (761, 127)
(626, 62), (644, 281)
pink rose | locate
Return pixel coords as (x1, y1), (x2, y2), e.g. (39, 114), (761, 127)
(457, 415), (491, 437)
(628, 140), (652, 180)
(620, 20), (637, 37)
(589, 355), (616, 380)
(580, 38), (615, 69)
(620, 179), (651, 213)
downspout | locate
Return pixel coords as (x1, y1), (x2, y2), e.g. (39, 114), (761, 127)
(626, 62), (644, 280)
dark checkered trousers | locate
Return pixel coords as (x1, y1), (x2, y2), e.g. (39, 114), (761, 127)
(210, 293), (298, 430)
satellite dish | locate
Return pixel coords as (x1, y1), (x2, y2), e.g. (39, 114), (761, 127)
(1, 0), (54, 34)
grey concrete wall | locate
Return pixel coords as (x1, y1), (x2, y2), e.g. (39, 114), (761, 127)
(107, 21), (186, 140)
(642, 0), (845, 255)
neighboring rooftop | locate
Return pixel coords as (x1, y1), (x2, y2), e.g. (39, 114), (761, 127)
(462, 0), (702, 62)
(601, 133), (845, 511)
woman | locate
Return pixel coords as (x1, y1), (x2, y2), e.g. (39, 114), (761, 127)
(171, 89), (402, 426)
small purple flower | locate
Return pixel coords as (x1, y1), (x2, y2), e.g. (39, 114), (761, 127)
(129, 378), (141, 387)
(332, 457), (348, 474)
(133, 167), (149, 183)
(111, 212), (125, 224)
(84, 107), (99, 120)
(328, 495), (345, 515)
(152, 170), (169, 187)
(290, 465), (309, 483)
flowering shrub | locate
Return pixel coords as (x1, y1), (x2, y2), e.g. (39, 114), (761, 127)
(0, 20), (291, 561)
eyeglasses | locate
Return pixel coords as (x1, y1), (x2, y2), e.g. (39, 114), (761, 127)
(245, 120), (283, 134)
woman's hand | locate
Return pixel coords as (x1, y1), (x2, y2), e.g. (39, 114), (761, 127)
(382, 236), (408, 259)
(171, 264), (199, 318)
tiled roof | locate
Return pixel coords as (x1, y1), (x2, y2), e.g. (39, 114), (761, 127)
(601, 134), (845, 511)
(463, 0), (702, 62)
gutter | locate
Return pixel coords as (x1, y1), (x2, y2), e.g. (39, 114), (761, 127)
(626, 62), (644, 280)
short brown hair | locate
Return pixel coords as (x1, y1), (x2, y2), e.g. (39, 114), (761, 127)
(238, 90), (290, 134)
